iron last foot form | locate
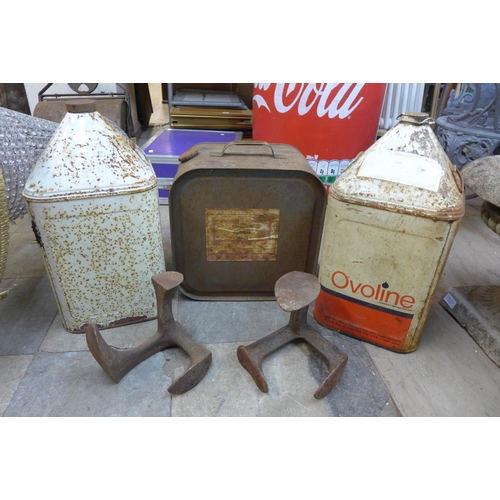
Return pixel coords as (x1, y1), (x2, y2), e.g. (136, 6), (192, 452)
(86, 272), (212, 394)
(237, 271), (348, 399)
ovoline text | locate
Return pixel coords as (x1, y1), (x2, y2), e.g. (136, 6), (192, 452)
(331, 270), (416, 310)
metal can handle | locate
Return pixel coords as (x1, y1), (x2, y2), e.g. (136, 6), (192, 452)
(397, 112), (435, 126)
(451, 163), (465, 193)
(220, 141), (276, 157)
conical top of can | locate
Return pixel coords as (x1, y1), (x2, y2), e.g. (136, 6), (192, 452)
(23, 104), (157, 201)
(329, 112), (465, 220)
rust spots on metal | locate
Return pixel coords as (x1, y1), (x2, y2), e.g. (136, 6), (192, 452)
(331, 160), (464, 221)
(25, 110), (156, 201)
(86, 272), (212, 394)
(330, 116), (465, 221)
(78, 315), (149, 334)
(24, 109), (165, 332)
(237, 271), (348, 399)
(205, 208), (280, 262)
(32, 190), (165, 332)
(275, 271), (320, 312)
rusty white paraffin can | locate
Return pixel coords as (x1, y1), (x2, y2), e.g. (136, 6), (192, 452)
(313, 112), (465, 353)
(23, 101), (165, 333)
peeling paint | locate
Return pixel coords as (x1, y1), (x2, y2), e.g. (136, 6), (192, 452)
(331, 114), (465, 221)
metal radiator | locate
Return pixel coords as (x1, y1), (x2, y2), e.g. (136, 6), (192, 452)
(379, 83), (426, 132)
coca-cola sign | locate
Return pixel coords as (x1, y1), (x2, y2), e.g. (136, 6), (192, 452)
(252, 83), (386, 184)
(254, 83), (365, 119)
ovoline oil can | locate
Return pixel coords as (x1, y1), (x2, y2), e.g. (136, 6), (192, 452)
(314, 112), (465, 352)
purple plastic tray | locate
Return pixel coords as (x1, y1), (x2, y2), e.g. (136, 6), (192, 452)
(142, 128), (242, 158)
(142, 128), (242, 204)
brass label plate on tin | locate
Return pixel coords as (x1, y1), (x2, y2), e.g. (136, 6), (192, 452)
(205, 209), (279, 261)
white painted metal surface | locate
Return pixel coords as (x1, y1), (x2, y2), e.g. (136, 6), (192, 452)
(23, 104), (165, 333)
(314, 113), (465, 352)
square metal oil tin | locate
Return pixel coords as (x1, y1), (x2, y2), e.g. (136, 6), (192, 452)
(169, 141), (327, 300)
(313, 113), (465, 353)
(141, 128), (242, 203)
(23, 102), (166, 333)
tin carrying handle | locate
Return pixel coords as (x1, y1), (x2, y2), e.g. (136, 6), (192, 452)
(216, 141), (278, 158)
(451, 163), (465, 193)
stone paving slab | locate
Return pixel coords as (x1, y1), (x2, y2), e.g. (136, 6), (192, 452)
(3, 229), (47, 279)
(0, 277), (58, 355)
(171, 299), (399, 415)
(0, 355), (32, 416)
(171, 333), (400, 417)
(3, 351), (172, 417)
(176, 296), (290, 344)
(3, 328), (399, 417)
(441, 286), (500, 367)
(41, 312), (161, 353)
(8, 214), (32, 235)
(40, 291), (180, 352)
(3, 277), (399, 417)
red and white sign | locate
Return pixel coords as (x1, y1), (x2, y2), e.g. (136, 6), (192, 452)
(252, 83), (387, 184)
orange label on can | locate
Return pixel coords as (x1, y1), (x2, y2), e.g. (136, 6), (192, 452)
(330, 270), (416, 312)
(314, 286), (413, 351)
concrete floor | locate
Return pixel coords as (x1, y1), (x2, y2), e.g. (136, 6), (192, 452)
(1, 84), (499, 417)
